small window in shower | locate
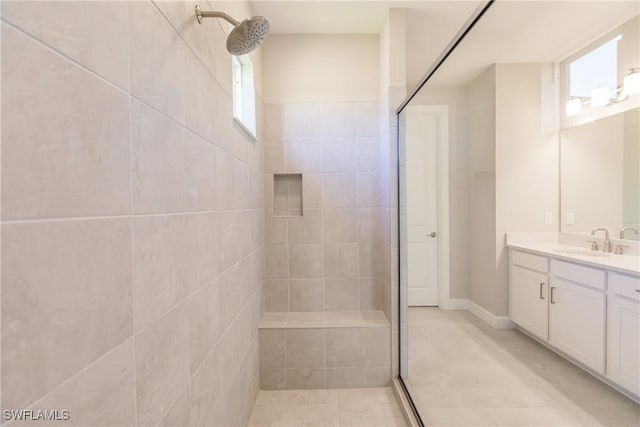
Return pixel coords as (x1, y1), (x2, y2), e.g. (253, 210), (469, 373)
(274, 174), (303, 217)
(232, 54), (257, 139)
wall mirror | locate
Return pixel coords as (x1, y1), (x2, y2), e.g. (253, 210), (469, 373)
(560, 108), (640, 240)
(559, 14), (640, 241)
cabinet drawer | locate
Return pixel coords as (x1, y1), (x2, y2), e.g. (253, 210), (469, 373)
(550, 259), (605, 291)
(608, 272), (640, 301)
(511, 250), (548, 273)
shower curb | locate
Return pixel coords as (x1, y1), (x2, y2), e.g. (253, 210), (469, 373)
(391, 378), (420, 427)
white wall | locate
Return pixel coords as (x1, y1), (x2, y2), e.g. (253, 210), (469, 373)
(466, 63), (560, 317)
(467, 66), (498, 315)
(494, 63), (560, 316)
(262, 34), (379, 103)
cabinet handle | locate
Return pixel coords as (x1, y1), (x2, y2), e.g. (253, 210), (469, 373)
(539, 282), (545, 299)
(550, 287), (556, 304)
(635, 289), (640, 293)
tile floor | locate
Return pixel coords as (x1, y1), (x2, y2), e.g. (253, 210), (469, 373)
(248, 387), (408, 426)
(405, 307), (640, 427)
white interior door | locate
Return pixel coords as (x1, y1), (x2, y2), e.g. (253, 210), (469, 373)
(406, 107), (439, 306)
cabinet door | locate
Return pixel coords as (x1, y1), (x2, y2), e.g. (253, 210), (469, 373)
(606, 294), (640, 396)
(510, 265), (548, 340)
(549, 278), (605, 373)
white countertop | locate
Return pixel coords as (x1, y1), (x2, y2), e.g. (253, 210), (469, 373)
(506, 233), (640, 276)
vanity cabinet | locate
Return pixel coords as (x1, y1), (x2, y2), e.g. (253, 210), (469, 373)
(510, 248), (640, 399)
(509, 251), (549, 340)
(606, 272), (640, 396)
(548, 259), (606, 373)
(509, 252), (606, 373)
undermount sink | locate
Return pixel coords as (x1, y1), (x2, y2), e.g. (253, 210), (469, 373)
(552, 248), (611, 257)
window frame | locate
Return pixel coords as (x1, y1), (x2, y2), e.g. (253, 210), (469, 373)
(231, 54), (258, 141)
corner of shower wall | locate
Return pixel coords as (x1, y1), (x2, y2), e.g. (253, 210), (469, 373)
(382, 85), (407, 379)
(258, 100), (393, 390)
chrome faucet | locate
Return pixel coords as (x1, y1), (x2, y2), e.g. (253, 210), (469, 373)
(591, 228), (611, 252)
(619, 227), (639, 239)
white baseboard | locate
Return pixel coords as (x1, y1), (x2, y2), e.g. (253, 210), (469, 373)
(439, 298), (470, 310)
(430, 298), (515, 329)
(468, 301), (515, 329)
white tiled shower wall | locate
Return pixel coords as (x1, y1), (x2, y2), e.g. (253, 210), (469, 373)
(262, 102), (391, 314)
(258, 101), (393, 391)
(1, 1), (264, 426)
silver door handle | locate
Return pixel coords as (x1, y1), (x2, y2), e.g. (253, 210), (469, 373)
(429, 232), (437, 238)
(550, 287), (556, 304)
(539, 282), (545, 300)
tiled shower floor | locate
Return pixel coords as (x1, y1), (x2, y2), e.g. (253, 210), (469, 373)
(248, 387), (408, 427)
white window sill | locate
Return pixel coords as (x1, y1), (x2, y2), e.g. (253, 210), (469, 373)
(233, 116), (258, 142)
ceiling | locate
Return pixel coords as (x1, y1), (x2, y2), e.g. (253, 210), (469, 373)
(243, 1), (639, 88)
(249, 0), (481, 34)
(427, 1), (640, 87)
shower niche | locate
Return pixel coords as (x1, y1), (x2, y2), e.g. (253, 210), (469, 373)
(274, 173), (303, 217)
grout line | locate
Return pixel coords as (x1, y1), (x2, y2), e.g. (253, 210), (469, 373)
(18, 243), (263, 423)
(0, 7), (2, 419)
(153, 278), (264, 427)
(0, 0), (3, 410)
(283, 317), (288, 389)
(153, 277), (253, 427)
(153, 380), (189, 427)
(189, 256), (262, 379)
(127, 3), (139, 422)
(286, 219), (291, 312)
(149, 0), (233, 100)
(5, 7), (251, 168)
(131, 159), (140, 426)
(356, 133), (365, 311)
(128, 91), (255, 166)
(320, 194), (326, 312)
(135, 244), (260, 337)
(0, 18), (130, 94)
(15, 335), (135, 418)
(1, 208), (263, 225)
(355, 109), (363, 311)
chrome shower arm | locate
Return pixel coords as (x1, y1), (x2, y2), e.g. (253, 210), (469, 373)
(195, 5), (240, 26)
(194, 4), (270, 55)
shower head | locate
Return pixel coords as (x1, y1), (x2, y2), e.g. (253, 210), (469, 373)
(195, 5), (270, 56)
(227, 16), (270, 56)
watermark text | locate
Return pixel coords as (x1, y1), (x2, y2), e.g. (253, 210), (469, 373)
(3, 409), (70, 422)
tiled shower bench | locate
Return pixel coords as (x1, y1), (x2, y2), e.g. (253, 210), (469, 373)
(258, 310), (392, 390)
